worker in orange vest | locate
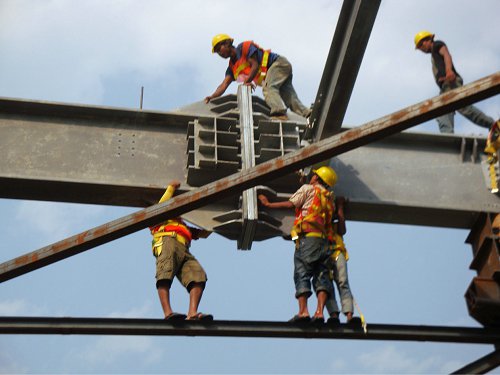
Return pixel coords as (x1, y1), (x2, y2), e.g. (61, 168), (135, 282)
(150, 180), (212, 321)
(258, 166), (337, 323)
(205, 34), (311, 121)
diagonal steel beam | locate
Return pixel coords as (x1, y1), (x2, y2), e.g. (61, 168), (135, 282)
(308, 0), (381, 141)
(0, 317), (499, 344)
(0, 72), (499, 283)
(452, 348), (500, 374)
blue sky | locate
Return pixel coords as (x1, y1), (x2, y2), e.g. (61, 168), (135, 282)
(0, 0), (499, 373)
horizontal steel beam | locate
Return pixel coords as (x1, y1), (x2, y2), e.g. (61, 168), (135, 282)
(1, 79), (499, 231)
(0, 317), (499, 344)
(0, 72), (499, 283)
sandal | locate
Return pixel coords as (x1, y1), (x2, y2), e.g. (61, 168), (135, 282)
(186, 312), (214, 321)
(310, 316), (325, 326)
(165, 312), (187, 321)
(289, 315), (311, 323)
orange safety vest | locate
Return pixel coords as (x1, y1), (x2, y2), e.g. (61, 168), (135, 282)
(229, 41), (270, 86)
(292, 185), (335, 241)
(150, 219), (192, 243)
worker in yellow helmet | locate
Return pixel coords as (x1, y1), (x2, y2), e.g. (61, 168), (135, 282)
(414, 31), (498, 134)
(258, 166), (337, 323)
(150, 180), (212, 321)
(205, 34), (311, 121)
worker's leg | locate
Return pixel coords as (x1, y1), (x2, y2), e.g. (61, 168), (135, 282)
(155, 237), (181, 318)
(436, 82), (455, 133)
(263, 56), (289, 116)
(437, 112), (455, 133)
(458, 105), (495, 130)
(325, 281), (340, 318)
(311, 240), (332, 319)
(448, 76), (495, 129)
(297, 294), (309, 317)
(179, 251), (208, 319)
(157, 279), (174, 318)
(275, 58), (311, 118)
(333, 252), (354, 319)
(186, 282), (206, 318)
(294, 237), (323, 317)
(314, 290), (328, 319)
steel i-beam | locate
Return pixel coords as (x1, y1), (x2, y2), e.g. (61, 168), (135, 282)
(238, 85), (258, 250)
(308, 0), (381, 140)
(0, 72), (498, 283)
(0, 317), (499, 344)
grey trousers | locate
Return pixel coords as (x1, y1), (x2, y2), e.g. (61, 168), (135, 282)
(437, 76), (494, 133)
(262, 56), (311, 117)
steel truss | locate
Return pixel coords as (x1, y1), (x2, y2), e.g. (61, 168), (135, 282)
(1, 1), (499, 373)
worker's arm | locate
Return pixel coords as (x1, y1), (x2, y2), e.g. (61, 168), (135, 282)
(335, 196), (347, 235)
(258, 194), (295, 209)
(243, 55), (259, 89)
(437, 45), (456, 84)
(205, 75), (234, 103)
(158, 180), (181, 204)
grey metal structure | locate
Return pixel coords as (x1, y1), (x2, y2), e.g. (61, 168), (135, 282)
(1, 94), (498, 236)
(0, 0), (499, 372)
(1, 74), (498, 283)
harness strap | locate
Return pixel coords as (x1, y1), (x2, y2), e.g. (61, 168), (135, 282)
(153, 231), (189, 246)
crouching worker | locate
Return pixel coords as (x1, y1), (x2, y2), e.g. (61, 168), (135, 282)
(258, 166), (337, 323)
(150, 180), (213, 321)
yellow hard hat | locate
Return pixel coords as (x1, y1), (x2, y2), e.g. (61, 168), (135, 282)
(414, 30), (434, 48)
(212, 34), (233, 53)
(313, 166), (337, 187)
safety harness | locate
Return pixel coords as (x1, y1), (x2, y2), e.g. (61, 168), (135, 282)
(291, 185), (335, 242)
(150, 220), (192, 257)
(485, 121), (500, 194)
(229, 40), (270, 86)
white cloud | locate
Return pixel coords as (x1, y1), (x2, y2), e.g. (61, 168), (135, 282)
(79, 336), (161, 365)
(106, 301), (154, 318)
(358, 345), (442, 374)
(0, 299), (29, 315)
(0, 351), (28, 374)
(15, 201), (105, 241)
(0, 299), (47, 316)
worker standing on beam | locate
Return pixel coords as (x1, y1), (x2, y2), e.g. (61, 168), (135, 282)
(414, 31), (498, 135)
(258, 167), (336, 323)
(205, 34), (312, 121)
(150, 180), (213, 321)
(325, 196), (354, 324)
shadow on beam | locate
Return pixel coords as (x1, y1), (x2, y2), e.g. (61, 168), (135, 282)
(0, 317), (499, 344)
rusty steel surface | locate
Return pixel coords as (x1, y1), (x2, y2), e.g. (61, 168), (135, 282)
(0, 316), (499, 344)
(0, 72), (499, 283)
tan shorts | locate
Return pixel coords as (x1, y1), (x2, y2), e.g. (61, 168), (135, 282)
(155, 236), (207, 288)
